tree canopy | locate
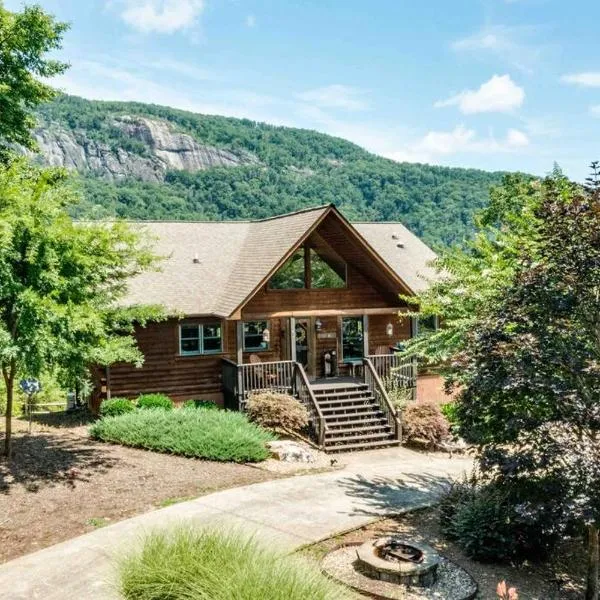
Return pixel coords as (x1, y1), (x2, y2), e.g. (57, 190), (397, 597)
(0, 3), (68, 155)
(0, 158), (164, 457)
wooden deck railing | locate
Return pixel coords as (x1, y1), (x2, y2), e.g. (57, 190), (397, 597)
(363, 357), (401, 441)
(221, 358), (295, 411)
(293, 362), (327, 448)
(366, 354), (417, 399)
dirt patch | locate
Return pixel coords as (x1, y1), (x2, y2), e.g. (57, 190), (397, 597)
(303, 508), (585, 599)
(0, 412), (277, 563)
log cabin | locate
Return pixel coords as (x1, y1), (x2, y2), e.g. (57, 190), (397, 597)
(95, 204), (441, 451)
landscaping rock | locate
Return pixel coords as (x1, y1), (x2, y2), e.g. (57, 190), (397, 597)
(267, 440), (315, 463)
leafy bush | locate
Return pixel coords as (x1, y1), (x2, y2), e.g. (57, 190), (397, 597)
(119, 527), (346, 600)
(137, 393), (173, 411)
(381, 375), (412, 411)
(402, 402), (450, 448)
(183, 399), (219, 410)
(440, 401), (459, 427)
(439, 478), (567, 564)
(246, 392), (309, 432)
(99, 397), (135, 418)
(89, 407), (274, 462)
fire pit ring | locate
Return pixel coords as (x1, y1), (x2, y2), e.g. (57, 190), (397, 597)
(355, 537), (440, 587)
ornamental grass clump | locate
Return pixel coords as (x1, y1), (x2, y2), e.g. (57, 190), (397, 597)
(118, 527), (348, 600)
(89, 408), (274, 462)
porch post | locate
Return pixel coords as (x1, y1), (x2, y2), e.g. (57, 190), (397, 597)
(236, 321), (244, 364)
(362, 314), (369, 358)
(289, 316), (297, 362)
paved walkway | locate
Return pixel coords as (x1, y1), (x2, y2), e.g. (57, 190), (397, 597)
(0, 446), (471, 600)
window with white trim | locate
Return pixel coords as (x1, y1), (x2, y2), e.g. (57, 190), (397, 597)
(243, 321), (269, 351)
(179, 323), (222, 355)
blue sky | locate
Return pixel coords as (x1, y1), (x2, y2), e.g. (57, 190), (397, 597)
(6, 0), (600, 180)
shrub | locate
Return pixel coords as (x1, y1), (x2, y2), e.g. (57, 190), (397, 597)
(183, 399), (219, 410)
(402, 402), (450, 448)
(137, 393), (173, 410)
(99, 397), (135, 418)
(89, 407), (274, 462)
(440, 478), (567, 564)
(381, 375), (412, 411)
(440, 401), (459, 427)
(246, 392), (309, 433)
(119, 527), (346, 600)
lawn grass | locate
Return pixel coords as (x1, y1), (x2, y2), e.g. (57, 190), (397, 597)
(118, 528), (350, 600)
(89, 408), (275, 463)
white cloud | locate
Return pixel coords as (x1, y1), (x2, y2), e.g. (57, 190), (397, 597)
(385, 125), (530, 164)
(296, 84), (368, 112)
(561, 72), (600, 87)
(245, 14), (256, 28)
(591, 105), (600, 118)
(110, 0), (205, 34)
(435, 74), (524, 114)
(452, 24), (546, 73)
(144, 58), (216, 81)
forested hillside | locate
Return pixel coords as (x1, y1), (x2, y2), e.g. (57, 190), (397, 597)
(34, 95), (509, 247)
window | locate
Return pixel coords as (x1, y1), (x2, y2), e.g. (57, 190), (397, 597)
(411, 315), (439, 337)
(244, 321), (269, 351)
(179, 323), (222, 355)
(342, 317), (364, 361)
(310, 249), (346, 288)
(268, 245), (347, 289)
(268, 250), (305, 289)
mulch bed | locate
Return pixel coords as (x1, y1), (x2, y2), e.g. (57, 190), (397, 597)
(0, 411), (277, 563)
(303, 508), (586, 599)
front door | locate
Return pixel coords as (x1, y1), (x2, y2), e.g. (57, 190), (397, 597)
(294, 318), (310, 370)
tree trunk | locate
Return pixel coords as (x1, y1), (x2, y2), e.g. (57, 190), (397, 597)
(586, 524), (599, 600)
(2, 373), (14, 459)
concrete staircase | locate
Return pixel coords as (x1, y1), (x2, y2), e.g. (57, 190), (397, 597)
(312, 382), (399, 452)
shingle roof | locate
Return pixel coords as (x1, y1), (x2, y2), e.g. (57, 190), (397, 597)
(123, 205), (437, 316)
(352, 222), (437, 293)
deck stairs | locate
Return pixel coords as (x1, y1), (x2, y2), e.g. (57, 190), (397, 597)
(310, 381), (399, 452)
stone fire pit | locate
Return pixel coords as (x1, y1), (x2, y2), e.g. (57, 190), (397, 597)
(356, 537), (439, 587)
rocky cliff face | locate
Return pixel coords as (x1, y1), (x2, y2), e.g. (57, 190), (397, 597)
(33, 115), (258, 182)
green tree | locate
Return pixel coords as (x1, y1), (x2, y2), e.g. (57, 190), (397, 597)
(0, 158), (164, 458)
(0, 3), (68, 155)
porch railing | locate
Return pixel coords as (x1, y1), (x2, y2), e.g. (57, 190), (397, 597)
(293, 362), (327, 448)
(363, 357), (401, 441)
(222, 358), (295, 411)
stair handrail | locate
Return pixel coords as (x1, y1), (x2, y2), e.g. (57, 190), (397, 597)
(293, 362), (327, 448)
(362, 357), (401, 441)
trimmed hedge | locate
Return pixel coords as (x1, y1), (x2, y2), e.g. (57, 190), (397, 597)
(99, 397), (135, 418)
(119, 527), (347, 600)
(89, 408), (274, 462)
(137, 393), (173, 411)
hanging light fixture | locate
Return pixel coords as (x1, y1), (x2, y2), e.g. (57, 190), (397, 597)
(262, 327), (270, 344)
(386, 322), (394, 337)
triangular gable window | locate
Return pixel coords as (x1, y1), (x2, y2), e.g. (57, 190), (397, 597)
(268, 245), (347, 289)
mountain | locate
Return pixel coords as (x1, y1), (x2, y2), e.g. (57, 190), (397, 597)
(33, 95), (507, 248)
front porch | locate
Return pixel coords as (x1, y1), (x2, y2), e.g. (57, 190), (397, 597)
(221, 352), (417, 451)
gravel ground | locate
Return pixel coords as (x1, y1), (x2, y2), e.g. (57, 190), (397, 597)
(322, 543), (477, 600)
(304, 508), (586, 599)
(0, 412), (278, 563)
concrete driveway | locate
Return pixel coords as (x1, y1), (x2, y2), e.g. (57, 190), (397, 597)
(0, 446), (471, 600)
